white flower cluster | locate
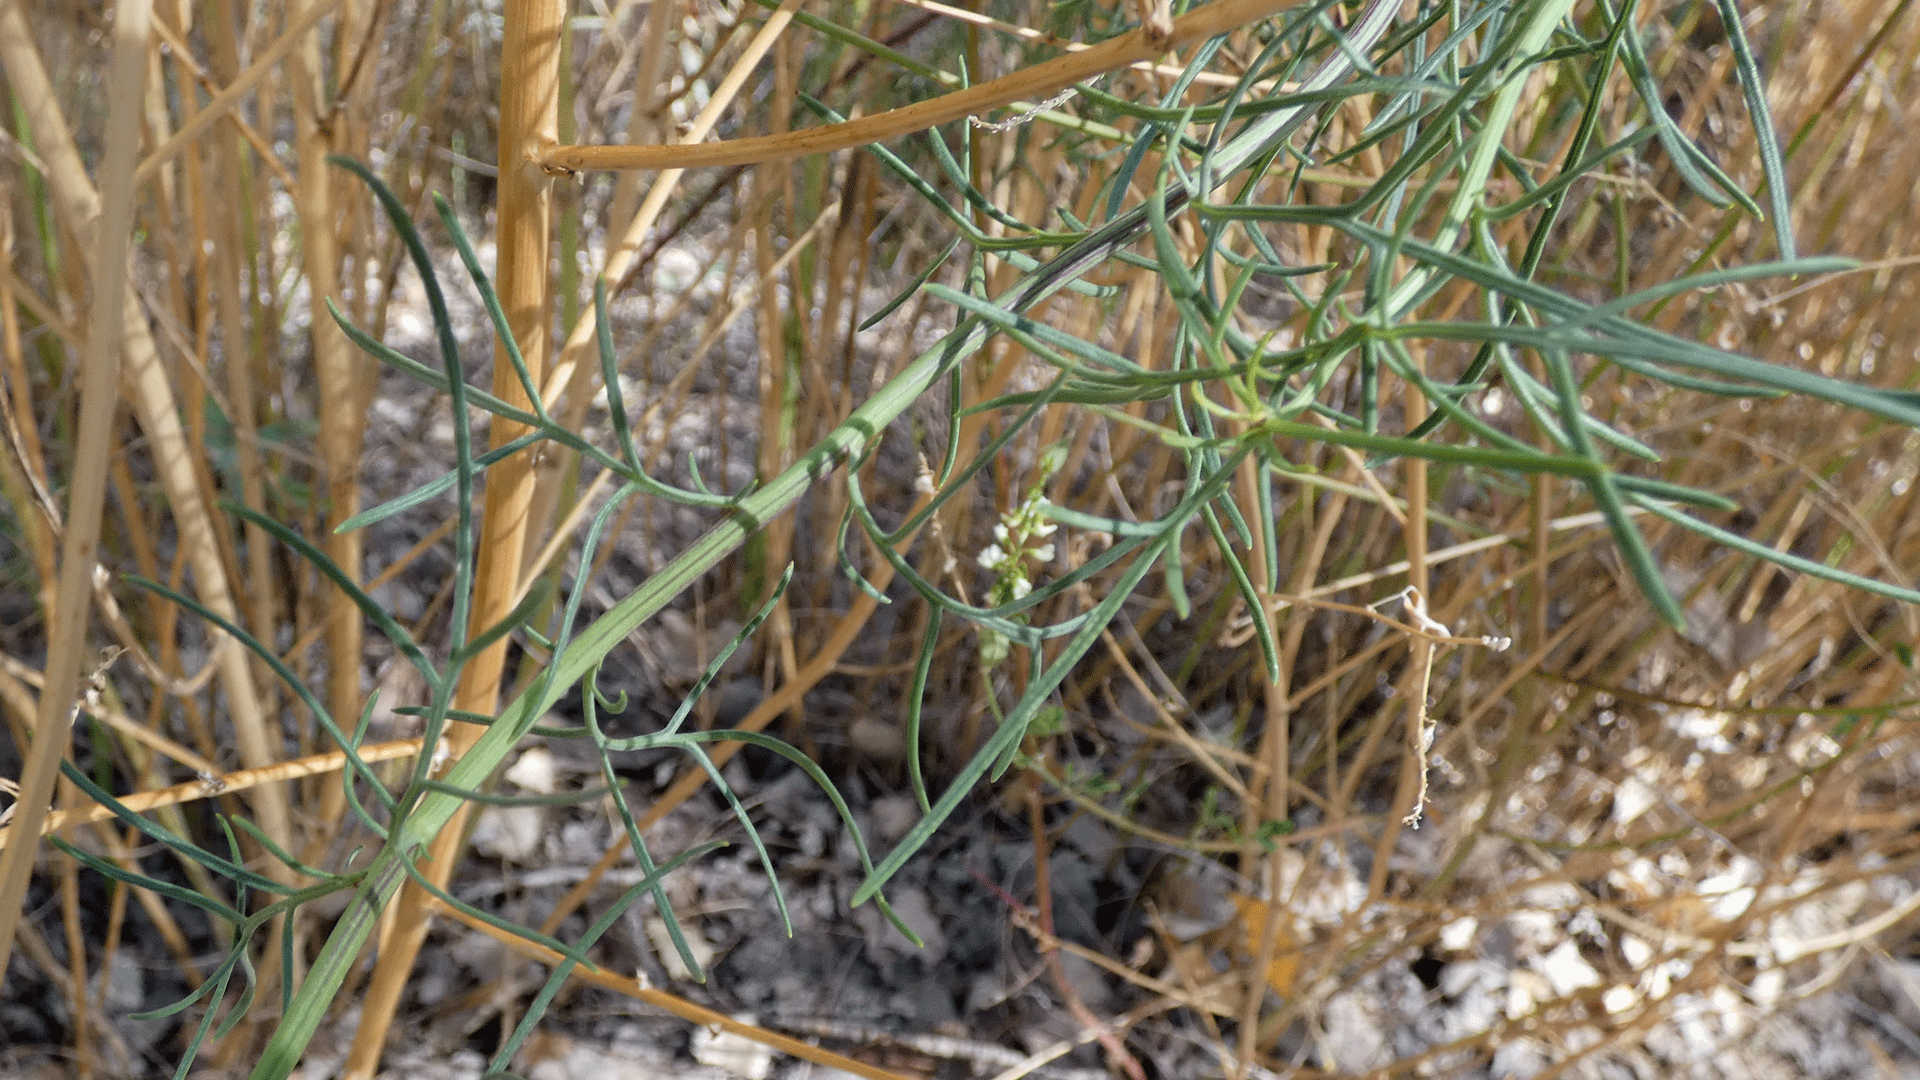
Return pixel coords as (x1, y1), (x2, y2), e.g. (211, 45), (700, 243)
(975, 495), (1057, 603)
(975, 444), (1068, 668)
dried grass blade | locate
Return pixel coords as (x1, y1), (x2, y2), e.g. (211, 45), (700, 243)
(0, 0), (154, 988)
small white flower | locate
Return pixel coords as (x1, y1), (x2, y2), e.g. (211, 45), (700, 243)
(1011, 578), (1033, 600)
(993, 523), (1011, 543)
(977, 544), (1005, 569)
(1032, 544), (1054, 563)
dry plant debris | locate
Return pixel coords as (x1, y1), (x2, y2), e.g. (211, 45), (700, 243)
(1, 0), (1919, 1078)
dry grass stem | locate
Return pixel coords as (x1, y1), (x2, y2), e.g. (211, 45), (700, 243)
(3, 0), (1918, 1073)
(340, 0), (566, 1068)
(543, 0), (1307, 172)
(0, 740), (425, 843)
(0, 0), (154, 986)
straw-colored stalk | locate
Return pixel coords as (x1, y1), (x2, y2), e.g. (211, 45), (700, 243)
(199, 0), (286, 760)
(749, 35), (804, 687)
(541, 0), (1309, 172)
(339, 0), (564, 1072)
(605, 0), (680, 238)
(0, 0), (148, 994)
(430, 896), (912, 1080)
(0, 0), (295, 982)
(284, 0), (374, 825)
(0, 739), (425, 843)
(135, 0), (341, 188)
(521, 0), (807, 596)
